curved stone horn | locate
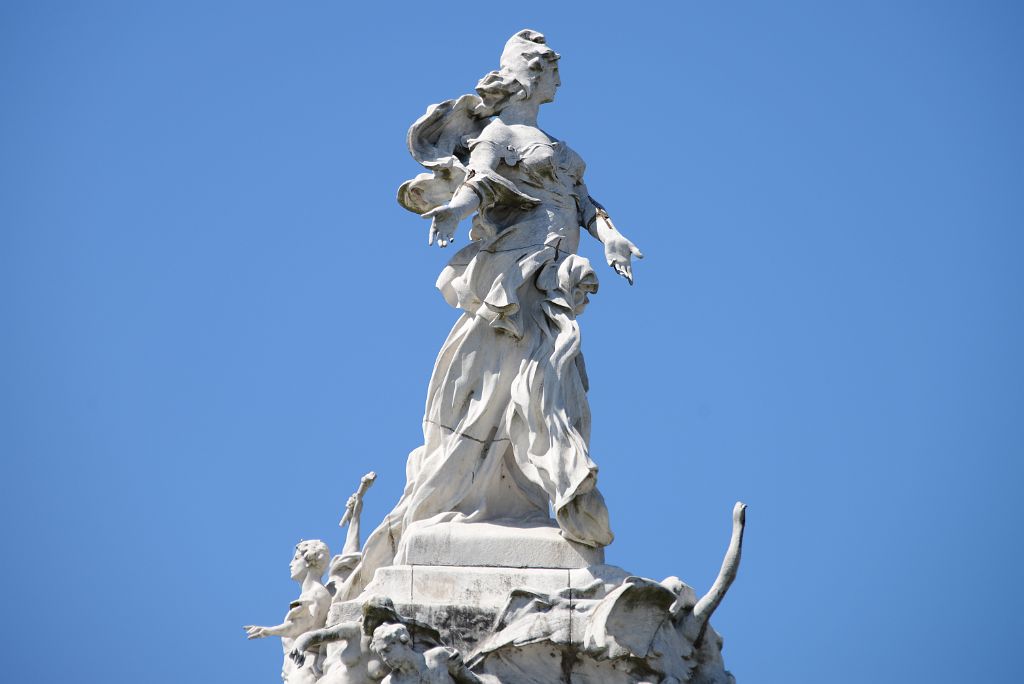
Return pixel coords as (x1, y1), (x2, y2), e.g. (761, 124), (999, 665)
(685, 502), (747, 644)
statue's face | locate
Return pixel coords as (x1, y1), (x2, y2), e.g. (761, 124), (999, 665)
(373, 634), (414, 668)
(289, 549), (306, 580)
(533, 60), (561, 104)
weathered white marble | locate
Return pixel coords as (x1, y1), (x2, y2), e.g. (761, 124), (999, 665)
(336, 28), (643, 604)
(395, 520), (603, 569)
(245, 29), (746, 684)
(327, 472), (375, 595)
(334, 564), (628, 616)
(370, 623), (482, 684)
(468, 503), (747, 684)
(247, 474), (376, 682)
(244, 540), (332, 682)
(289, 596), (443, 684)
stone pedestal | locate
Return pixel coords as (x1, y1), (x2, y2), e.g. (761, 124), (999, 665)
(396, 520), (606, 568)
(329, 521), (629, 651)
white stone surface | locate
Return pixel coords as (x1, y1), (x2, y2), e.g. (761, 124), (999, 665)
(356, 564), (628, 611)
(335, 28), (644, 603)
(370, 623), (482, 684)
(247, 29), (745, 684)
(244, 540), (332, 682)
(395, 521), (604, 569)
(468, 503), (748, 684)
(326, 472), (375, 595)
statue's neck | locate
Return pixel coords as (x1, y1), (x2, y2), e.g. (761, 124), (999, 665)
(299, 573), (321, 593)
(497, 100), (540, 127)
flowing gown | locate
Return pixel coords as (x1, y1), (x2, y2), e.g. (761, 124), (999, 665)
(337, 124), (613, 602)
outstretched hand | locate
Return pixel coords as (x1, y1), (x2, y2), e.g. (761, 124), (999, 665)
(604, 231), (644, 285)
(243, 625), (267, 640)
(421, 204), (459, 248)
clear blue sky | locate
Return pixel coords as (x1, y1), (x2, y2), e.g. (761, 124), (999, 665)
(2, 2), (1022, 682)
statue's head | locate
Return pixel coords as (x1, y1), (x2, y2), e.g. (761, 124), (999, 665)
(661, 575), (698, 614)
(370, 622), (415, 669)
(476, 29), (561, 115)
(290, 539), (330, 581)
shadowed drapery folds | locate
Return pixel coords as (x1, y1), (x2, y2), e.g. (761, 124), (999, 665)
(336, 34), (617, 601)
(336, 224), (614, 601)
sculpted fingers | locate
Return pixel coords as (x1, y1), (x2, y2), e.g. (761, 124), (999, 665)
(608, 257), (634, 285)
(424, 209), (457, 248)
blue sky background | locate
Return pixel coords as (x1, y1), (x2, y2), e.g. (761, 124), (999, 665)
(2, 2), (1022, 682)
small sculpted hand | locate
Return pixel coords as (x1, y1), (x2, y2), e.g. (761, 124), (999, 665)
(448, 650), (466, 669)
(601, 219), (644, 284)
(421, 204), (459, 248)
(290, 631), (316, 666)
(243, 625), (268, 640)
(445, 648), (483, 683)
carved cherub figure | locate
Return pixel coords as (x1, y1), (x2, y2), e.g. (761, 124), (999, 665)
(244, 539), (332, 682)
(289, 616), (384, 684)
(370, 623), (482, 684)
(468, 503), (747, 684)
(283, 475), (384, 683)
(289, 596), (447, 684)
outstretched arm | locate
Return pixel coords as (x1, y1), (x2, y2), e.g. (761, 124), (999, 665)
(243, 622), (291, 640)
(420, 142), (502, 247)
(244, 596), (321, 641)
(289, 622), (361, 666)
(579, 192), (644, 284)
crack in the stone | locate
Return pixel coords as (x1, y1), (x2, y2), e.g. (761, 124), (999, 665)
(478, 242), (562, 255)
(424, 419), (510, 444)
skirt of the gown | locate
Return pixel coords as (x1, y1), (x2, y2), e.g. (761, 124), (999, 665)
(335, 248), (612, 602)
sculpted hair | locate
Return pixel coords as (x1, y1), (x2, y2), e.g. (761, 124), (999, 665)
(295, 539), (330, 576)
(474, 70), (528, 116)
(474, 29), (559, 117)
(371, 622), (411, 651)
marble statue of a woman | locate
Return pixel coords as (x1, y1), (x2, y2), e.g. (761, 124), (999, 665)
(336, 29), (643, 602)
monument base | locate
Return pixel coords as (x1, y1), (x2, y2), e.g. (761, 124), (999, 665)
(329, 562), (630, 651)
(311, 504), (743, 684)
(395, 519), (605, 568)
